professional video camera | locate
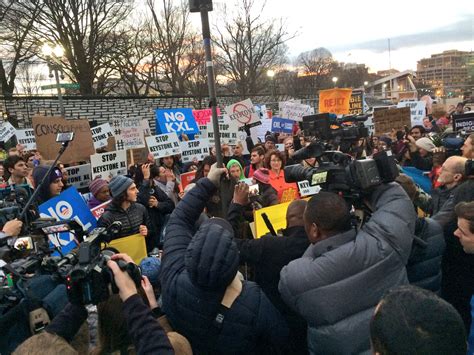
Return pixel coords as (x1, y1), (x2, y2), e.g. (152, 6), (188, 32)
(0, 185), (32, 228)
(428, 130), (470, 157)
(66, 221), (142, 305)
(300, 113), (369, 141)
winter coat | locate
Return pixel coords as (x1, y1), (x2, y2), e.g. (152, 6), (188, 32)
(97, 202), (150, 240)
(407, 218), (445, 293)
(279, 183), (416, 354)
(160, 178), (289, 354)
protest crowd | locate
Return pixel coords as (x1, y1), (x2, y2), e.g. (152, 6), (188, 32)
(0, 92), (474, 355)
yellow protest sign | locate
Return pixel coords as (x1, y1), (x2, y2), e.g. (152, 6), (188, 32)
(319, 88), (352, 115)
(105, 234), (147, 264)
(254, 201), (292, 238)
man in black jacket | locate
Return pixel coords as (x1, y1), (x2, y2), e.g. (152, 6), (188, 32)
(228, 183), (309, 354)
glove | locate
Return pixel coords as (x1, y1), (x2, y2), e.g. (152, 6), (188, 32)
(207, 163), (228, 187)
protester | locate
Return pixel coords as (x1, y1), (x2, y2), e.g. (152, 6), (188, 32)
(409, 125), (425, 141)
(87, 177), (110, 209)
(226, 159), (245, 181)
(279, 183), (416, 353)
(229, 141), (249, 167)
(4, 156), (33, 187)
(244, 146), (265, 178)
(32, 166), (64, 205)
(160, 155), (181, 184)
(370, 285), (466, 355)
(160, 163), (289, 354)
(454, 201), (474, 253)
(461, 133), (473, 159)
(264, 134), (277, 151)
(152, 165), (179, 206)
(404, 136), (435, 171)
(252, 168), (279, 208)
(265, 150), (298, 202)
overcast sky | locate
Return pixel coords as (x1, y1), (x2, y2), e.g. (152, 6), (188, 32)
(204, 0), (474, 72)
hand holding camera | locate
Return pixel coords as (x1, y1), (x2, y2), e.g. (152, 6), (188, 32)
(107, 253), (141, 302)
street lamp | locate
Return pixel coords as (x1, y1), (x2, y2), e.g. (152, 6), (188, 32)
(42, 43), (66, 118)
(364, 81), (368, 86)
(332, 77), (338, 87)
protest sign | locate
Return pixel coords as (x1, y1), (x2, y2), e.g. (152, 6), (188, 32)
(397, 101), (426, 126)
(452, 112), (474, 132)
(145, 133), (181, 160)
(106, 234), (147, 264)
(254, 201), (292, 238)
(225, 99), (261, 127)
(91, 123), (114, 149)
(15, 129), (36, 150)
(298, 180), (321, 197)
(349, 91), (364, 115)
(279, 101), (312, 121)
(193, 108), (221, 125)
(65, 164), (92, 190)
(180, 171), (196, 191)
(141, 119), (151, 136)
(276, 143), (284, 152)
(112, 117), (145, 150)
(90, 150), (127, 180)
(319, 88), (353, 115)
(271, 117), (294, 133)
(373, 107), (411, 135)
(207, 116), (239, 144)
(156, 108), (199, 135)
(128, 147), (149, 166)
(39, 187), (97, 254)
(180, 139), (210, 163)
(0, 122), (16, 142)
(91, 200), (111, 219)
(32, 116), (95, 164)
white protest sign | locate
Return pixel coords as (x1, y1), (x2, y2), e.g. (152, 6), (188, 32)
(91, 123), (114, 149)
(0, 122), (16, 142)
(397, 101), (426, 127)
(180, 139), (210, 163)
(15, 129), (36, 150)
(225, 98), (261, 127)
(254, 118), (273, 141)
(279, 101), (312, 121)
(207, 116), (239, 144)
(65, 164), (92, 190)
(298, 180), (321, 197)
(112, 117), (145, 150)
(90, 150), (127, 180)
(141, 119), (151, 136)
(145, 133), (181, 160)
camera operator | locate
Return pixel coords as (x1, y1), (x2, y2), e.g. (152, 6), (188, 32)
(4, 156), (33, 188)
(403, 136), (435, 171)
(279, 182), (416, 354)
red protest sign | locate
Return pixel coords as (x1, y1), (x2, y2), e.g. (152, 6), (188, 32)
(193, 108), (221, 125)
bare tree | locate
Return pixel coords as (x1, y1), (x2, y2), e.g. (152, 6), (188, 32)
(213, 0), (292, 96)
(296, 47), (335, 94)
(15, 61), (45, 95)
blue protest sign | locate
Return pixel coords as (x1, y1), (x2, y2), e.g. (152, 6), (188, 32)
(156, 108), (200, 135)
(39, 187), (97, 254)
(271, 117), (294, 133)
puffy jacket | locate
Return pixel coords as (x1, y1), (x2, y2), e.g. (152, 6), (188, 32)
(161, 178), (289, 354)
(279, 183), (416, 354)
(407, 218), (445, 293)
(97, 202), (150, 240)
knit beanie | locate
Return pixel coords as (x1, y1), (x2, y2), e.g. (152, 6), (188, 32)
(265, 134), (277, 144)
(226, 159), (245, 180)
(253, 168), (270, 184)
(379, 136), (392, 146)
(109, 175), (133, 197)
(415, 137), (435, 153)
(89, 177), (108, 197)
(139, 257), (161, 288)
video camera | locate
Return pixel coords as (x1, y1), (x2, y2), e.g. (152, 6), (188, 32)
(0, 185), (32, 227)
(300, 113), (369, 141)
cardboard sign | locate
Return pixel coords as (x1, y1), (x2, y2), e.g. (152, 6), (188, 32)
(106, 234), (147, 264)
(0, 122), (16, 142)
(90, 150), (127, 180)
(112, 117), (145, 150)
(193, 108), (221, 125)
(145, 133), (181, 160)
(91, 123), (114, 149)
(373, 107), (411, 135)
(39, 187), (97, 254)
(349, 91), (364, 115)
(271, 117), (294, 133)
(32, 116), (95, 164)
(298, 180), (321, 197)
(65, 164), (92, 190)
(225, 98), (261, 127)
(180, 139), (210, 163)
(91, 200), (111, 219)
(279, 101), (312, 122)
(452, 112), (474, 132)
(180, 171), (196, 191)
(156, 108), (199, 135)
(397, 101), (426, 127)
(207, 116), (239, 144)
(128, 147), (149, 166)
(319, 88), (353, 115)
(15, 129), (37, 150)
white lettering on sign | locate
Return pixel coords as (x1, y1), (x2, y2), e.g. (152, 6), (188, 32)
(297, 180), (321, 197)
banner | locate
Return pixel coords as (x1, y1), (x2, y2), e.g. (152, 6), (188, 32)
(106, 234), (147, 264)
(397, 101), (426, 127)
(207, 116), (239, 145)
(32, 116), (95, 164)
(180, 171), (196, 191)
(145, 133), (181, 160)
(91, 123), (114, 149)
(271, 117), (294, 133)
(193, 108), (221, 125)
(452, 112), (474, 132)
(65, 164), (92, 190)
(180, 139), (210, 163)
(0, 122), (16, 142)
(349, 91), (364, 115)
(279, 101), (312, 121)
(91, 200), (111, 219)
(90, 150), (127, 180)
(318, 88), (352, 115)
(39, 187), (97, 254)
(15, 129), (36, 150)
(156, 108), (199, 135)
(373, 107), (411, 135)
(298, 180), (321, 197)
(225, 98), (261, 127)
(112, 117), (145, 150)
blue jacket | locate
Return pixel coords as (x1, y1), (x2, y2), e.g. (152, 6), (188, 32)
(161, 178), (289, 354)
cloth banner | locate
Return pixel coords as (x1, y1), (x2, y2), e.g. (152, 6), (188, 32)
(318, 88), (352, 115)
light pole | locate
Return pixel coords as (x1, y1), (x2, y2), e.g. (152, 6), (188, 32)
(42, 43), (66, 118)
(267, 69), (276, 103)
(383, 83), (387, 98)
(332, 76), (338, 88)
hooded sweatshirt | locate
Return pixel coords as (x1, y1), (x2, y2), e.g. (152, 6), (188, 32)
(226, 159), (245, 180)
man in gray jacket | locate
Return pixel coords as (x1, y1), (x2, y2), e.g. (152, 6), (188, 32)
(279, 183), (416, 354)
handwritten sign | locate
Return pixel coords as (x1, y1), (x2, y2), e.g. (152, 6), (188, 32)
(193, 108), (221, 125)
(112, 117), (145, 150)
(279, 101), (312, 122)
(319, 88), (353, 115)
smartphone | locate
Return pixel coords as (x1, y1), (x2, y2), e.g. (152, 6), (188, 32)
(248, 184), (260, 195)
